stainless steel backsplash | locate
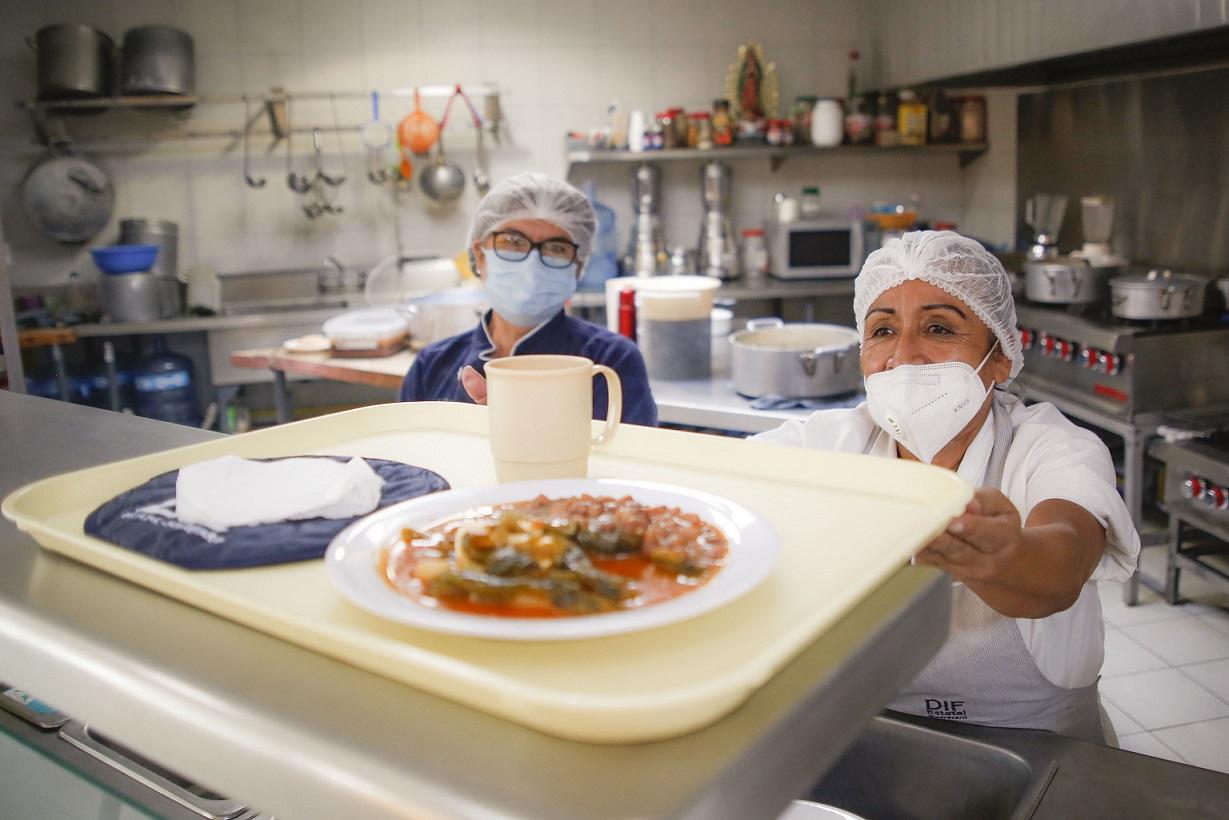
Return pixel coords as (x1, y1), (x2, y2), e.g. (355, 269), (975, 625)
(1017, 65), (1229, 273)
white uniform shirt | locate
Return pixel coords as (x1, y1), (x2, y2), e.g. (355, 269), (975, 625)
(753, 391), (1141, 689)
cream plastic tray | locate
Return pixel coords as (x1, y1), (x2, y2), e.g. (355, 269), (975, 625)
(2, 402), (972, 744)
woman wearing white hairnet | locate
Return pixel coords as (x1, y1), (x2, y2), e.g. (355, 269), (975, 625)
(756, 230), (1139, 744)
(399, 172), (657, 425)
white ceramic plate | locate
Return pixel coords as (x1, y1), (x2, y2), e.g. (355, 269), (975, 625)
(282, 334), (331, 354)
(325, 478), (779, 641)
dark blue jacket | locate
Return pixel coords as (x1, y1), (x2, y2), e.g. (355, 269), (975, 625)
(399, 310), (658, 426)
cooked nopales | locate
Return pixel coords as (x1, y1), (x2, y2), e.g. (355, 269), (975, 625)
(384, 494), (728, 616)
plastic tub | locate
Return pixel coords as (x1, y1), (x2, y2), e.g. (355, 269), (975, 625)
(90, 244), (160, 274)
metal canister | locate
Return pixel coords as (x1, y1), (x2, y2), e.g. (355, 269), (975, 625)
(119, 218), (180, 317)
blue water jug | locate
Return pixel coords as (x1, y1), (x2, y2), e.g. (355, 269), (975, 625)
(578, 181), (618, 291)
(134, 336), (200, 426)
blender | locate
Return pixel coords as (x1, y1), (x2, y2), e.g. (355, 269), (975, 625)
(1024, 194), (1067, 260)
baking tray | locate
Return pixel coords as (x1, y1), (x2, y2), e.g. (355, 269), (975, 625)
(2, 402), (972, 743)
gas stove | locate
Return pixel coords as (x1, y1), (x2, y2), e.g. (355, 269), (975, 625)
(1014, 302), (1229, 419)
(1149, 430), (1229, 602)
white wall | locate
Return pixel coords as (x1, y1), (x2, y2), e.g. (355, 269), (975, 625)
(0, 0), (1008, 292)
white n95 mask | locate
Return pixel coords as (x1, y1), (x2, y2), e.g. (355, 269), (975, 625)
(864, 342), (999, 464)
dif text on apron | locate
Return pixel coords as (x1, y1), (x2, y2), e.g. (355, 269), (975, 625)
(866, 394), (1110, 744)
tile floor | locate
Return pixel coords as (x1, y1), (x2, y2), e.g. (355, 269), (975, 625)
(1099, 548), (1229, 774)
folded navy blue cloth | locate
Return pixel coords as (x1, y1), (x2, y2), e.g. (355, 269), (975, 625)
(84, 458), (449, 570)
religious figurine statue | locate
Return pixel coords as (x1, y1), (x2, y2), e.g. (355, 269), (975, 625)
(723, 43), (780, 139)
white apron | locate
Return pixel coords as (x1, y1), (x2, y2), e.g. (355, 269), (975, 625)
(870, 396), (1111, 744)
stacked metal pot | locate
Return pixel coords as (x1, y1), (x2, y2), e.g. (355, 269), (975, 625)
(29, 23), (195, 107)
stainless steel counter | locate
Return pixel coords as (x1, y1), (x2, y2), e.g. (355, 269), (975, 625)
(0, 391), (952, 820)
(72, 307), (346, 337)
(653, 376), (860, 434)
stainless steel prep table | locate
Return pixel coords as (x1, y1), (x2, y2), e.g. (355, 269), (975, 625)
(0, 391), (953, 819)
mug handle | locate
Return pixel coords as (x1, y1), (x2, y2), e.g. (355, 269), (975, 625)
(591, 364), (621, 446)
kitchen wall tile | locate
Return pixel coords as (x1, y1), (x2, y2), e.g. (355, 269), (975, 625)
(237, 0), (301, 54)
(770, 46), (819, 110)
(113, 0), (180, 34)
(1101, 668), (1229, 730)
(651, 0), (709, 47)
(415, 46), (485, 87)
(1181, 658), (1229, 703)
(596, 47), (655, 113)
(174, 0), (241, 56)
(1153, 717), (1229, 774)
(197, 54), (245, 95)
(361, 52), (420, 91)
(189, 166), (248, 240)
(111, 160), (194, 231)
(1121, 616), (1229, 667)
(360, 0), (422, 55)
(1102, 628), (1171, 677)
(594, 0), (651, 47)
(0, 1), (43, 59)
(813, 0), (866, 48)
(536, 0), (598, 46)
(300, 0), (364, 54)
(535, 47), (600, 106)
(240, 51), (305, 94)
(300, 52), (366, 97)
(421, 0), (479, 50)
(1117, 732), (1188, 764)
(479, 0), (540, 51)
(653, 46), (717, 112)
(480, 48), (543, 99)
(43, 0), (116, 35)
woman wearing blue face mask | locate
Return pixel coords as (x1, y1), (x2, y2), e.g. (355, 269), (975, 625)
(398, 172), (657, 426)
(756, 231), (1140, 746)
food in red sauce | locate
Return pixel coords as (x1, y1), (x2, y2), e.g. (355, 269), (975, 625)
(383, 494), (728, 617)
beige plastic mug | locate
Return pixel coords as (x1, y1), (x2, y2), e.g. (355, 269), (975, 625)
(485, 355), (622, 482)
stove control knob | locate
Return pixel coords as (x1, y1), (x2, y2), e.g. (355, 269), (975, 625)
(1058, 340), (1075, 362)
(1020, 328), (1035, 351)
(1081, 348), (1098, 370)
(1201, 485), (1229, 511)
(1099, 352), (1122, 376)
(1041, 334), (1056, 358)
(1183, 477), (1206, 499)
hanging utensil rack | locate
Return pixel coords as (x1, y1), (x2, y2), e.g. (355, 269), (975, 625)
(16, 85), (501, 145)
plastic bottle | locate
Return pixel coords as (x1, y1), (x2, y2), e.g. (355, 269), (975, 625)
(628, 110), (647, 153)
(134, 336), (200, 427)
(578, 181), (619, 291)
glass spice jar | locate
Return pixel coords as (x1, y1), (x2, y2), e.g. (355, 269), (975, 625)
(712, 99), (734, 146)
(657, 111), (677, 149)
(691, 112), (713, 150)
(766, 118), (784, 146)
(668, 107), (688, 146)
(959, 95), (987, 143)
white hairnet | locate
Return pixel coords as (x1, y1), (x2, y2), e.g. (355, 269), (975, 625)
(854, 230), (1023, 381)
(467, 172), (596, 267)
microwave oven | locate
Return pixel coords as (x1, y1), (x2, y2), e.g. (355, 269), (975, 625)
(766, 218), (864, 279)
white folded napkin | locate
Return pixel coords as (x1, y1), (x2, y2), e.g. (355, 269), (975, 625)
(175, 455), (383, 531)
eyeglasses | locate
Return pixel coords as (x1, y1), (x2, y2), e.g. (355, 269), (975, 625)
(489, 231), (579, 269)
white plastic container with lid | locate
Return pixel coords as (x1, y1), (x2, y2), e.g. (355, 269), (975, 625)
(740, 229), (770, 279)
(322, 308), (410, 357)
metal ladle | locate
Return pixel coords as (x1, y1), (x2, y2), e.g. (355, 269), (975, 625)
(419, 88), (466, 204)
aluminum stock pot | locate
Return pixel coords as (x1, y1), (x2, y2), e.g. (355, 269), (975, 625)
(1024, 256), (1114, 304)
(730, 318), (862, 399)
(1110, 269), (1208, 320)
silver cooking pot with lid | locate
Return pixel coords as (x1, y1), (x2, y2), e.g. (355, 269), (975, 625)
(1024, 256), (1115, 304)
(730, 318), (862, 399)
(1110, 269), (1208, 320)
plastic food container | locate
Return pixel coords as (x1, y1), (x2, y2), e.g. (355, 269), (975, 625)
(322, 309), (410, 357)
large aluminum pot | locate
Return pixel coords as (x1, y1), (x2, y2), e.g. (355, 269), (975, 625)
(99, 272), (161, 323)
(119, 219), (178, 278)
(121, 26), (195, 99)
(730, 318), (862, 399)
(28, 24), (114, 102)
(1110, 269), (1207, 320)
(1024, 256), (1115, 304)
(1216, 277), (1229, 311)
(397, 287), (488, 348)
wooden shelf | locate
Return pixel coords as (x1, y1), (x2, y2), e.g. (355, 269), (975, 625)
(566, 142), (990, 172)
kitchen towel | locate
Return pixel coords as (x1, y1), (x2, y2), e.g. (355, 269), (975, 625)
(84, 457), (449, 569)
(176, 455), (384, 530)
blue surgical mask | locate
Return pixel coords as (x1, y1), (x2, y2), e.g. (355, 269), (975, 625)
(482, 250), (578, 327)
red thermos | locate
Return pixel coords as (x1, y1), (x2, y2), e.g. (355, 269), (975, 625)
(618, 288), (637, 341)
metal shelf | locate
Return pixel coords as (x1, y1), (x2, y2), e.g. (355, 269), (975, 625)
(566, 142), (990, 173)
